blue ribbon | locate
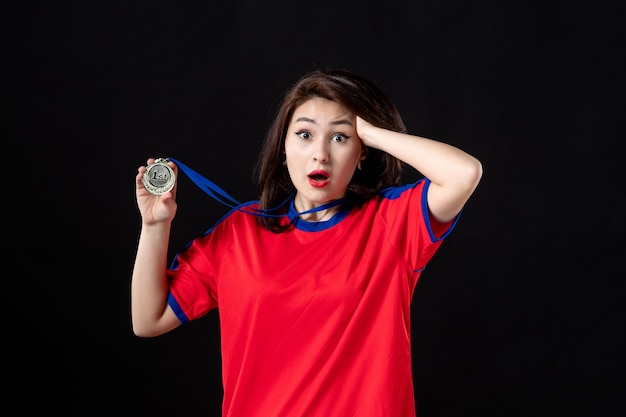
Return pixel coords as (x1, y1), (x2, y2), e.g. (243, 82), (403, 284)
(168, 158), (344, 219)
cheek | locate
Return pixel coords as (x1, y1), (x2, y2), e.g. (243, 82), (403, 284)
(336, 153), (360, 179)
(284, 137), (302, 159)
(284, 145), (305, 176)
(285, 147), (312, 167)
(343, 148), (362, 168)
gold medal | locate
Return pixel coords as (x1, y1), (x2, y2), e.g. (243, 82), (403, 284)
(142, 158), (175, 195)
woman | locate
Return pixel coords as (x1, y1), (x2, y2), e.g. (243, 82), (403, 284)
(131, 68), (483, 416)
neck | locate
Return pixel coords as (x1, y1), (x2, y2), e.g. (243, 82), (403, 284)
(301, 206), (337, 222)
(292, 198), (345, 222)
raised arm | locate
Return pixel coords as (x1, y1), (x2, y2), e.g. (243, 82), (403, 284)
(131, 158), (182, 337)
(356, 117), (483, 223)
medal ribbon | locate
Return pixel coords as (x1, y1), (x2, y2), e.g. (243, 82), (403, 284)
(168, 158), (344, 219)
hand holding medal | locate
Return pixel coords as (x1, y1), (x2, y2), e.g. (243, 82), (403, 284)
(142, 158), (176, 195)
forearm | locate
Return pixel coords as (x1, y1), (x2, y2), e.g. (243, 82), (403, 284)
(362, 126), (479, 187)
(131, 221), (176, 337)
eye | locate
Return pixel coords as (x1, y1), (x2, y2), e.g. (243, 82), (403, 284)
(295, 130), (312, 140)
(331, 133), (350, 143)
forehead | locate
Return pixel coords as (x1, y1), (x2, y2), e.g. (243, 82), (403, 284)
(291, 97), (352, 121)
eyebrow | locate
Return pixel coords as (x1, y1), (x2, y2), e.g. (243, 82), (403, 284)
(294, 117), (353, 126)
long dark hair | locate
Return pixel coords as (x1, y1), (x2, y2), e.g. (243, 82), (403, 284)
(254, 68), (407, 232)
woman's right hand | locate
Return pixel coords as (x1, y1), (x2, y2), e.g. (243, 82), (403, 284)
(135, 158), (178, 225)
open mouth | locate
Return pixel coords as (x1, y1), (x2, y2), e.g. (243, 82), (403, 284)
(308, 170), (330, 187)
(308, 173), (329, 181)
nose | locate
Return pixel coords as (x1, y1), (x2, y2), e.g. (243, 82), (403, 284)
(313, 141), (329, 163)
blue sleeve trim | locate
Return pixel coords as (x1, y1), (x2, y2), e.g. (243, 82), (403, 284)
(167, 293), (189, 324)
(421, 179), (462, 242)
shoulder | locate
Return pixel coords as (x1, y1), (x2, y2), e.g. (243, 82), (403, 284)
(203, 200), (262, 235)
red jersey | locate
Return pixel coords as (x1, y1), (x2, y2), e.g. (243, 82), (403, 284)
(167, 179), (457, 417)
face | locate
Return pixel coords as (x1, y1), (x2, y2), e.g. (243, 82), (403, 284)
(284, 97), (364, 212)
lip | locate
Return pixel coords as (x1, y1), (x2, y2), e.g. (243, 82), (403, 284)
(308, 170), (330, 188)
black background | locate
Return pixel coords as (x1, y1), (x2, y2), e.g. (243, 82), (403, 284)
(6, 1), (625, 416)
